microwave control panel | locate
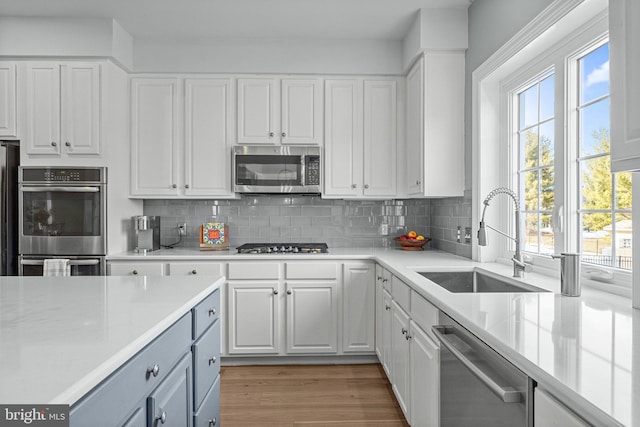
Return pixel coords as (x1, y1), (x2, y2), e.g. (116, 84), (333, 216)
(305, 156), (320, 185)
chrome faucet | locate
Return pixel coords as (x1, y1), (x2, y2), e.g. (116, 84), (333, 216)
(478, 187), (531, 278)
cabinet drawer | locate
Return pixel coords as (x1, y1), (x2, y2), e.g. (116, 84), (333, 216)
(70, 314), (191, 426)
(193, 320), (221, 411)
(410, 291), (439, 340)
(108, 262), (164, 276)
(228, 262), (280, 279)
(193, 375), (220, 427)
(285, 262), (338, 279)
(169, 262), (224, 277)
(392, 275), (411, 311)
(192, 290), (220, 339)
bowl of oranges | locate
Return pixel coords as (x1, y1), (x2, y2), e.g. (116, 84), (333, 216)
(394, 231), (431, 251)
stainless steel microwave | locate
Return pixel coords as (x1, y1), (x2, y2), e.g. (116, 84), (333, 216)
(233, 146), (321, 194)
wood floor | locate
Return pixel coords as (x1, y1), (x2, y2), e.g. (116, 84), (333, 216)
(220, 363), (410, 427)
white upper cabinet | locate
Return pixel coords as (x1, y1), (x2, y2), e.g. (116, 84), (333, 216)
(405, 52), (465, 197)
(237, 78), (322, 145)
(324, 78), (398, 199)
(130, 76), (235, 198)
(0, 62), (17, 138)
(25, 62), (101, 157)
(610, 0), (640, 172)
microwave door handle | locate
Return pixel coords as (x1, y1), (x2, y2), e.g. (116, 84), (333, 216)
(21, 186), (100, 193)
(300, 156), (306, 186)
(20, 259), (45, 265)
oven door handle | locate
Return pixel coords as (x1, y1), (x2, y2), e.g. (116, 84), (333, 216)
(20, 259), (101, 266)
(21, 186), (100, 193)
(432, 325), (522, 403)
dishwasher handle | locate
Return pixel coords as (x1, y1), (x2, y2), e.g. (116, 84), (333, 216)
(432, 325), (522, 403)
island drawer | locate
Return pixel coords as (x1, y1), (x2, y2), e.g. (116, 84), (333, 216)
(193, 319), (221, 410)
(70, 313), (192, 426)
(285, 262), (338, 279)
(228, 262), (280, 279)
(193, 289), (220, 339)
(194, 374), (221, 427)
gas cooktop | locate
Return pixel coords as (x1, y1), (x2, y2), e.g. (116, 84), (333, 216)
(236, 243), (329, 254)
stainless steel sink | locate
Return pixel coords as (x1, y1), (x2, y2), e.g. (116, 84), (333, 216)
(417, 270), (546, 293)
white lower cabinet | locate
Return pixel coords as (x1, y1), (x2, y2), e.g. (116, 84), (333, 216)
(228, 281), (281, 354)
(409, 320), (439, 427)
(285, 281), (338, 354)
(534, 388), (589, 427)
(391, 299), (411, 419)
(380, 288), (393, 377)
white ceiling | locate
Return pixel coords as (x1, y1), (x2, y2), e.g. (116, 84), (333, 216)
(0, 0), (471, 41)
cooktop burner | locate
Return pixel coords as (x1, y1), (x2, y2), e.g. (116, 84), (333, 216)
(236, 243), (329, 254)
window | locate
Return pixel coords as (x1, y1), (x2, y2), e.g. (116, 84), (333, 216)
(511, 34), (632, 276)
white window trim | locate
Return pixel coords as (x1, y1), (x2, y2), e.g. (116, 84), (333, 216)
(472, 0), (631, 296)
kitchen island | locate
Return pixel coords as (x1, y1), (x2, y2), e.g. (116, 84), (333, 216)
(0, 275), (223, 426)
(108, 247), (640, 427)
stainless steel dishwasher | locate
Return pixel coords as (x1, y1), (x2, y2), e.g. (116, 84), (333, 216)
(432, 313), (534, 427)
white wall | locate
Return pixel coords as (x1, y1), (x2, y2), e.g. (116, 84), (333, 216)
(133, 37), (403, 75)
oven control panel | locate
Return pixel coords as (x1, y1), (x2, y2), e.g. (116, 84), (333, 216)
(20, 167), (106, 183)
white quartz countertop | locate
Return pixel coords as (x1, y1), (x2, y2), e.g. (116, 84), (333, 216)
(109, 247), (639, 426)
(0, 275), (223, 406)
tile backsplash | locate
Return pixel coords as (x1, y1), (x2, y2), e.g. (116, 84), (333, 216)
(143, 193), (472, 256)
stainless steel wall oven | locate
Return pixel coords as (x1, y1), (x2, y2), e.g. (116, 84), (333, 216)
(18, 167), (107, 275)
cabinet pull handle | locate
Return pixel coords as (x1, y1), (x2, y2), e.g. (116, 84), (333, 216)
(132, 270), (138, 275)
(416, 180), (421, 185)
(156, 410), (167, 424)
(273, 289), (279, 295)
(351, 184), (357, 189)
(377, 275), (383, 280)
(269, 132), (274, 137)
(191, 269), (197, 275)
(382, 278), (388, 283)
(385, 305), (390, 311)
(65, 141), (71, 147)
(401, 328), (408, 335)
(51, 141), (57, 147)
(146, 364), (160, 378)
(208, 419), (217, 426)
(209, 356), (217, 365)
(286, 289), (292, 295)
(406, 334), (412, 341)
(209, 308), (217, 316)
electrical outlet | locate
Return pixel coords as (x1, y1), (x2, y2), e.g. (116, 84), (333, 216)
(380, 224), (389, 235)
(177, 223), (187, 236)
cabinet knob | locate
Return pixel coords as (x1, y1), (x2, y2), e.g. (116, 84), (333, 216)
(146, 364), (160, 378)
(401, 328), (408, 335)
(171, 184), (177, 189)
(65, 141), (71, 147)
(269, 132), (274, 137)
(185, 184), (190, 189)
(132, 270), (138, 275)
(273, 289), (279, 295)
(351, 184), (357, 189)
(209, 308), (217, 316)
(208, 419), (217, 427)
(208, 356), (217, 365)
(385, 305), (391, 311)
(406, 334), (412, 341)
(191, 269), (197, 275)
(156, 410), (167, 424)
(281, 132), (286, 137)
(364, 184), (369, 189)
(286, 289), (292, 295)
(51, 141), (57, 147)
(416, 180), (421, 185)
(382, 278), (388, 283)
(377, 275), (383, 280)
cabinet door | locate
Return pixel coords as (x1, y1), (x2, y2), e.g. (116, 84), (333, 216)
(25, 62), (61, 155)
(406, 58), (424, 195)
(184, 78), (234, 197)
(323, 79), (363, 197)
(375, 265), (384, 360)
(0, 62), (17, 138)
(534, 388), (589, 427)
(409, 321), (439, 427)
(285, 281), (338, 354)
(131, 78), (180, 197)
(381, 288), (393, 377)
(363, 80), (397, 197)
(237, 78), (278, 144)
(61, 63), (101, 156)
(108, 262), (165, 276)
(228, 281), (281, 354)
(610, 0), (640, 172)
(281, 79), (322, 145)
(391, 300), (410, 418)
(343, 262), (375, 353)
(147, 353), (192, 427)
